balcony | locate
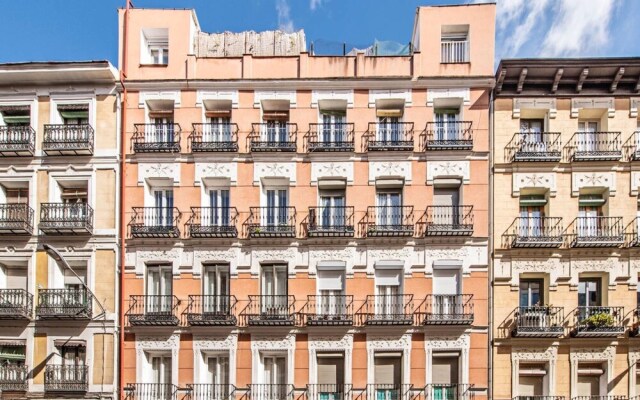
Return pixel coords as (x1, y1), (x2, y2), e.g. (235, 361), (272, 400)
(126, 295), (180, 326)
(185, 295), (237, 326)
(514, 397), (565, 400)
(572, 397), (627, 400)
(43, 124), (94, 155)
(572, 306), (625, 337)
(512, 306), (564, 338)
(627, 217), (640, 247)
(441, 39), (469, 63)
(506, 217), (564, 248)
(307, 123), (355, 152)
(509, 132), (562, 162)
(303, 295), (353, 326)
(628, 131), (640, 161)
(36, 289), (92, 319)
(133, 123), (181, 153)
(366, 122), (414, 151)
(190, 123), (239, 152)
(419, 294), (474, 325)
(424, 206), (473, 236)
(360, 294), (414, 326)
(44, 365), (88, 392)
(366, 384), (413, 400)
(571, 131), (622, 161)
(366, 206), (414, 237)
(424, 384), (474, 400)
(124, 383), (179, 400)
(0, 289), (32, 319)
(39, 203), (93, 235)
(308, 206), (354, 237)
(249, 384), (294, 400)
(250, 123), (297, 152)
(0, 364), (28, 392)
(0, 204), (34, 235)
(130, 207), (181, 238)
(425, 121), (473, 151)
(307, 384), (352, 400)
(242, 295), (296, 326)
(0, 126), (35, 156)
(187, 384), (236, 400)
(569, 217), (624, 247)
(188, 207), (238, 238)
(247, 207), (296, 238)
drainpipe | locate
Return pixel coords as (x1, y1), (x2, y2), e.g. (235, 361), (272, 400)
(488, 87), (495, 400)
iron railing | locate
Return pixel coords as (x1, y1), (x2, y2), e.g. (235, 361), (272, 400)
(367, 122), (414, 151)
(130, 207), (181, 238)
(571, 131), (622, 161)
(124, 383), (179, 400)
(419, 294), (474, 325)
(510, 132), (562, 162)
(513, 397), (565, 400)
(39, 203), (93, 234)
(441, 40), (469, 63)
(572, 397), (627, 400)
(366, 384), (413, 400)
(0, 364), (28, 391)
(572, 306), (625, 337)
(36, 288), (92, 319)
(304, 295), (353, 326)
(250, 123), (297, 152)
(247, 207), (296, 238)
(187, 384), (236, 400)
(249, 384), (294, 400)
(126, 295), (180, 326)
(307, 384), (352, 400)
(425, 206), (473, 236)
(366, 206), (414, 237)
(512, 306), (564, 337)
(185, 295), (237, 326)
(43, 124), (94, 155)
(242, 295), (296, 326)
(190, 123), (239, 152)
(188, 207), (238, 238)
(629, 131), (640, 161)
(133, 123), (181, 153)
(308, 123), (355, 152)
(628, 217), (640, 247)
(361, 294), (414, 325)
(308, 206), (355, 237)
(0, 204), (34, 235)
(569, 217), (624, 247)
(0, 126), (35, 156)
(506, 217), (564, 248)
(425, 121), (473, 150)
(424, 384), (474, 400)
(0, 289), (32, 319)
(44, 365), (88, 392)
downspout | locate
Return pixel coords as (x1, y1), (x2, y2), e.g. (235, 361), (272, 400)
(488, 87), (495, 400)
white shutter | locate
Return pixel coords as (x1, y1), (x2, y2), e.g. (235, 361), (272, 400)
(317, 357), (341, 385)
(317, 270), (344, 291)
(432, 269), (460, 295)
(375, 269), (401, 286)
(374, 355), (401, 385)
(5, 267), (27, 290)
(432, 355), (458, 384)
(577, 375), (599, 396)
(518, 376), (543, 397)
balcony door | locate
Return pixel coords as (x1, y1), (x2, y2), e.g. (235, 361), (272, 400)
(578, 121), (599, 152)
(61, 186), (88, 221)
(519, 280), (545, 329)
(149, 115), (174, 144)
(147, 265), (172, 314)
(374, 354), (401, 400)
(433, 187), (460, 226)
(319, 191), (345, 229)
(321, 112), (346, 144)
(263, 356), (287, 399)
(205, 116), (231, 143)
(377, 117), (400, 143)
(519, 197), (545, 237)
(153, 190), (174, 227)
(376, 191), (402, 228)
(263, 111), (289, 144)
(434, 109), (460, 141)
(317, 354), (344, 400)
(63, 267), (87, 308)
(432, 354), (459, 400)
(518, 365), (544, 398)
(578, 279), (601, 308)
(316, 268), (346, 318)
(262, 265), (287, 316)
(375, 269), (402, 319)
(432, 268), (461, 317)
(577, 364), (602, 398)
(203, 264), (229, 315)
(266, 189), (288, 228)
(150, 355), (172, 399)
(208, 189), (230, 227)
(520, 119), (544, 152)
(578, 201), (602, 237)
(207, 355), (229, 390)
(60, 345), (85, 383)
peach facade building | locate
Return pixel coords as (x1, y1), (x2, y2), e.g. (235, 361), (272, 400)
(119, 4), (494, 400)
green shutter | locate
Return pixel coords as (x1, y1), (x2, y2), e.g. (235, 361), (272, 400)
(519, 195), (547, 206)
(320, 110), (346, 117)
(2, 116), (30, 124)
(579, 194), (605, 206)
(0, 346), (25, 361)
(60, 111), (89, 119)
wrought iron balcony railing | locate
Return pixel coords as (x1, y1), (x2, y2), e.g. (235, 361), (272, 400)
(242, 295), (296, 326)
(0, 204), (34, 235)
(441, 40), (469, 63)
(303, 295), (353, 326)
(425, 121), (473, 150)
(512, 306), (564, 337)
(249, 384), (295, 400)
(247, 207), (296, 238)
(187, 384), (236, 400)
(307, 384), (352, 400)
(509, 132), (562, 162)
(124, 383), (179, 400)
(190, 123), (239, 152)
(308, 206), (354, 237)
(39, 203), (93, 234)
(133, 123), (181, 153)
(572, 397), (627, 400)
(0, 289), (32, 319)
(572, 306), (625, 337)
(126, 295), (180, 326)
(188, 207), (238, 238)
(185, 295), (237, 326)
(513, 397), (565, 400)
(367, 122), (414, 151)
(418, 294), (474, 325)
(366, 384), (413, 400)
(425, 206), (473, 236)
(569, 217), (624, 247)
(505, 217), (564, 248)
(424, 384), (474, 400)
(571, 131), (622, 161)
(36, 289), (92, 319)
(130, 207), (181, 238)
(366, 206), (414, 237)
(44, 365), (88, 392)
(360, 294), (414, 326)
(43, 124), (94, 155)
(628, 131), (640, 161)
(308, 123), (355, 152)
(250, 123), (297, 152)
(0, 126), (35, 156)
(0, 364), (28, 392)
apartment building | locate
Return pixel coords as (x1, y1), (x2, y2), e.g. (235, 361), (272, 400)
(119, 3), (493, 400)
(0, 61), (119, 398)
(492, 58), (640, 399)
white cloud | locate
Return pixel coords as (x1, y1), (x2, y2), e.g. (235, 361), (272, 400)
(276, 0), (294, 33)
(310, 0), (323, 11)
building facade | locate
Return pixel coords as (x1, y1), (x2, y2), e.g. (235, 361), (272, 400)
(119, 3), (493, 400)
(0, 61), (119, 398)
(492, 58), (640, 399)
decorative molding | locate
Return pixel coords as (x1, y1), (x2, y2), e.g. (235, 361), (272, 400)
(569, 346), (615, 362)
(369, 161), (411, 184)
(631, 171), (640, 196)
(310, 247), (357, 275)
(308, 335), (353, 351)
(138, 163), (180, 186)
(572, 171), (616, 196)
(631, 98), (640, 118)
(193, 248), (239, 277)
(254, 91), (296, 108)
(251, 334), (296, 351)
(192, 334), (237, 352)
(426, 88), (470, 107)
(367, 334), (412, 385)
(195, 162), (237, 186)
(136, 335), (179, 353)
(369, 89), (412, 108)
(425, 335), (470, 351)
(311, 90), (354, 108)
(254, 162), (296, 185)
(426, 161), (470, 185)
(570, 258), (620, 287)
(512, 98), (557, 119)
(571, 97), (614, 118)
(252, 248), (297, 262)
(139, 91), (181, 108)
(511, 346), (558, 361)
(134, 249), (182, 277)
(311, 162), (353, 185)
(512, 172), (557, 197)
(196, 90), (239, 108)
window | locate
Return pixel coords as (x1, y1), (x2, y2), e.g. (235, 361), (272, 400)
(316, 267), (346, 317)
(374, 353), (401, 399)
(519, 280), (543, 307)
(2, 187), (28, 205)
(519, 195), (546, 237)
(203, 264), (230, 314)
(319, 190), (345, 229)
(147, 264), (173, 313)
(376, 117), (401, 143)
(577, 363), (603, 397)
(57, 342), (86, 384)
(3, 265), (27, 291)
(434, 109), (460, 141)
(578, 194), (605, 237)
(578, 121), (599, 152)
(206, 355), (229, 386)
(0, 106), (30, 127)
(207, 189), (230, 227)
(261, 109), (290, 144)
(153, 189), (174, 227)
(433, 186), (461, 226)
(63, 265), (87, 306)
(265, 189), (289, 227)
(578, 279), (601, 308)
(263, 355), (287, 396)
(0, 344), (25, 367)
(320, 111), (346, 144)
(375, 268), (402, 318)
(57, 104), (89, 126)
(441, 25), (469, 63)
(316, 354), (344, 400)
(376, 190), (402, 228)
(205, 114), (232, 143)
(432, 353), (460, 400)
(432, 268), (461, 316)
(518, 364), (546, 397)
(520, 119), (546, 153)
(150, 354), (172, 384)
(262, 265), (288, 316)
(142, 28), (169, 65)
(147, 108), (175, 144)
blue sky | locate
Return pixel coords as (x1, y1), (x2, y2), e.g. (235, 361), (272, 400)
(0, 0), (637, 65)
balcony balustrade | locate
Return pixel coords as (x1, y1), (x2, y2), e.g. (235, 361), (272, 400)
(250, 123), (297, 152)
(185, 295), (237, 326)
(512, 306), (564, 337)
(0, 204), (34, 235)
(425, 121), (473, 150)
(366, 122), (414, 151)
(133, 123), (181, 153)
(39, 203), (93, 234)
(130, 207), (181, 238)
(126, 295), (180, 326)
(303, 295), (353, 326)
(44, 365), (88, 392)
(124, 383), (179, 400)
(43, 124), (94, 155)
(247, 207), (296, 238)
(509, 132), (561, 162)
(187, 384), (236, 400)
(419, 294), (474, 325)
(0, 126), (35, 156)
(0, 364), (28, 392)
(36, 288), (92, 319)
(0, 289), (32, 319)
(249, 384), (295, 400)
(308, 206), (354, 237)
(242, 295), (296, 326)
(188, 207), (238, 238)
(190, 123), (239, 152)
(366, 384), (413, 400)
(424, 206), (473, 236)
(572, 306), (625, 337)
(513, 397), (565, 400)
(441, 40), (469, 63)
(569, 217), (623, 247)
(506, 217), (564, 248)
(366, 206), (414, 237)
(424, 384), (474, 400)
(307, 384), (352, 400)
(360, 294), (414, 326)
(308, 123), (354, 152)
(571, 131), (621, 161)
(572, 397), (627, 400)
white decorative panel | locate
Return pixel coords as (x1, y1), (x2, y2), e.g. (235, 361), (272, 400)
(311, 162), (353, 184)
(369, 161), (411, 184)
(195, 162), (237, 186)
(512, 172), (557, 196)
(139, 90), (181, 108)
(253, 162), (296, 185)
(426, 161), (470, 185)
(369, 89), (412, 107)
(571, 171), (616, 196)
(310, 247), (357, 275)
(426, 88), (470, 106)
(367, 247), (416, 275)
(254, 90), (297, 108)
(509, 258), (567, 287)
(138, 163), (180, 186)
(193, 248), (241, 277)
(425, 246), (487, 276)
(570, 258), (622, 287)
(632, 171), (640, 195)
(512, 98), (557, 119)
(196, 90), (239, 108)
(571, 97), (614, 118)
(311, 90), (354, 108)
(250, 247), (300, 276)
(133, 248), (183, 277)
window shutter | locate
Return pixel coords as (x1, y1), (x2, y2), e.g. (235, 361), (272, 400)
(374, 355), (401, 385)
(432, 269), (460, 296)
(577, 375), (599, 396)
(518, 376), (543, 397)
(433, 188), (459, 207)
(317, 357), (342, 385)
(432, 355), (458, 384)
(375, 269), (401, 286)
(6, 267), (27, 290)
(317, 270), (344, 291)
